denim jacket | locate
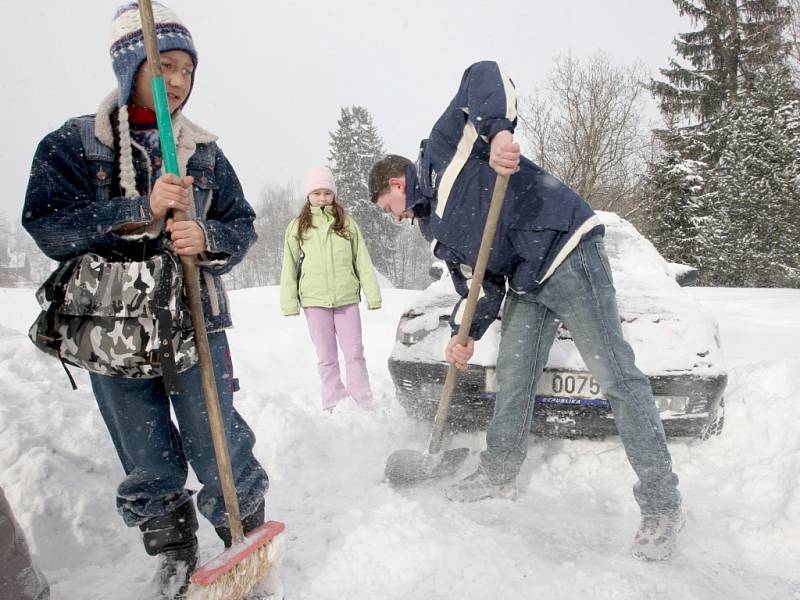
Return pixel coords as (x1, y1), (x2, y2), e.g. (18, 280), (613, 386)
(23, 92), (256, 332)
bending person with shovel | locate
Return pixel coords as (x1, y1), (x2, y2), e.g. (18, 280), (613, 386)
(23, 3), (272, 596)
(369, 61), (684, 562)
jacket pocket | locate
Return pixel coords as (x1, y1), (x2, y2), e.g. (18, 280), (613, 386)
(89, 161), (113, 202)
(509, 216), (571, 284)
(187, 166), (217, 212)
(188, 167), (218, 190)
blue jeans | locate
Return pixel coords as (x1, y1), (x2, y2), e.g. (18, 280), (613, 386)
(482, 235), (681, 515)
(90, 331), (268, 528)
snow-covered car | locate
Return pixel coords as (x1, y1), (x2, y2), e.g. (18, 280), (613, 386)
(389, 212), (727, 439)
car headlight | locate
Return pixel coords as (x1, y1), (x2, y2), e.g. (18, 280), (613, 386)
(654, 396), (689, 414)
(400, 331), (423, 346)
(395, 316), (430, 346)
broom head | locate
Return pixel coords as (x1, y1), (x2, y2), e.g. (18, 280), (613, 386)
(185, 520), (286, 600)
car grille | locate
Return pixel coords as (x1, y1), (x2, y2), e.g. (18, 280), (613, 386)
(389, 359), (726, 438)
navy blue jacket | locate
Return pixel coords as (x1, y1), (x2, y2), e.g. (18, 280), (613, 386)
(408, 61), (602, 340)
(23, 93), (256, 332)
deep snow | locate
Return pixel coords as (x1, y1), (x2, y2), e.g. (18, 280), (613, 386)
(0, 284), (798, 600)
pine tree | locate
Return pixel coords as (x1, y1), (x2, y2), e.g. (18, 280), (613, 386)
(640, 121), (715, 268)
(706, 66), (800, 286)
(327, 106), (399, 282)
(652, 0), (791, 121)
(643, 0), (798, 285)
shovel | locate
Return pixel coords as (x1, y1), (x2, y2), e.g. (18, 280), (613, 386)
(137, 2), (285, 598)
(385, 173), (510, 486)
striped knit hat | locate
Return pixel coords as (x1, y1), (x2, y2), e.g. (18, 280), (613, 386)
(109, 2), (198, 107)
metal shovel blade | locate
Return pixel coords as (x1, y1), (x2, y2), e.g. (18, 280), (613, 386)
(384, 447), (470, 487)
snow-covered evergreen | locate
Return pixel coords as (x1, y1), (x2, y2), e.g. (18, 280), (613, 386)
(328, 106), (398, 282)
(641, 121), (714, 270)
(643, 0), (800, 287)
(651, 0), (790, 121)
(326, 106), (433, 290)
(708, 67), (800, 286)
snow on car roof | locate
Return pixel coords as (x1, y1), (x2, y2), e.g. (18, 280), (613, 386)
(393, 212), (725, 376)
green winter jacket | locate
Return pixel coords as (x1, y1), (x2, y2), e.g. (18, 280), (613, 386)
(280, 206), (382, 316)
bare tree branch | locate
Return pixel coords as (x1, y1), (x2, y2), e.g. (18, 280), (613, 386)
(518, 52), (650, 214)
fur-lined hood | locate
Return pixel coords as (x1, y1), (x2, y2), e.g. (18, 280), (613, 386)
(94, 90), (217, 150)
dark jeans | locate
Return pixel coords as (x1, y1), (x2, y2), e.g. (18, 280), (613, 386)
(482, 235), (681, 515)
(90, 331), (268, 528)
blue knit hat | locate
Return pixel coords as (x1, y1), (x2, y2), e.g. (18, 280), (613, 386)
(109, 2), (198, 107)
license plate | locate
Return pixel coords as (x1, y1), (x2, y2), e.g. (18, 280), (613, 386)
(485, 369), (604, 399)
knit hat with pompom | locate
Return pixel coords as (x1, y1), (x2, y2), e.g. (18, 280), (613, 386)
(109, 1), (198, 107)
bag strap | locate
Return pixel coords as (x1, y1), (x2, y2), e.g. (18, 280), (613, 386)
(154, 255), (182, 397)
(37, 260), (81, 390)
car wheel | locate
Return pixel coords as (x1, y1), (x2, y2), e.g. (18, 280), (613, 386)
(701, 397), (725, 440)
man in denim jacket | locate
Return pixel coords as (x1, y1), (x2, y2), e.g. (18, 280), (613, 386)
(369, 61), (684, 562)
(22, 3), (268, 596)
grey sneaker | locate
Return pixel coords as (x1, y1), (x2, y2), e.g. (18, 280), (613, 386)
(442, 466), (518, 502)
(631, 509), (686, 561)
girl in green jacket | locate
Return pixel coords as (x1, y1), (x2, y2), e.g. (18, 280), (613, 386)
(280, 166), (382, 411)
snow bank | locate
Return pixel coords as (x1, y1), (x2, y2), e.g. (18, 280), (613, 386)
(0, 286), (797, 599)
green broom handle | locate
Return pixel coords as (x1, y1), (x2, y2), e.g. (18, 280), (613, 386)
(151, 83), (179, 175)
(138, 0), (245, 543)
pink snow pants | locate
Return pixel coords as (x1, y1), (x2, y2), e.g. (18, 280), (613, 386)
(303, 303), (372, 410)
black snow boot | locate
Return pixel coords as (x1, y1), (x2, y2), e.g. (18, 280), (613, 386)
(140, 500), (199, 599)
(214, 499), (265, 548)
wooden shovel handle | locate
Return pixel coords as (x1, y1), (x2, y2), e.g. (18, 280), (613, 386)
(428, 174), (509, 455)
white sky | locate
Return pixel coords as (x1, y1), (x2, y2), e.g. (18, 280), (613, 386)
(0, 0), (688, 223)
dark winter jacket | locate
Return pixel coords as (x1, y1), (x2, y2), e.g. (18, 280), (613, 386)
(22, 92), (257, 332)
(408, 61), (603, 340)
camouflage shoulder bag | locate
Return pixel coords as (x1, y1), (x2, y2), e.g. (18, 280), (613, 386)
(28, 252), (197, 391)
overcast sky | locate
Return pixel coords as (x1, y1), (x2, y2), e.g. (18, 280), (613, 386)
(1, 0), (688, 224)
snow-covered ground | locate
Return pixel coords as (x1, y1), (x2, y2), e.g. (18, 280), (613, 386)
(0, 285), (798, 600)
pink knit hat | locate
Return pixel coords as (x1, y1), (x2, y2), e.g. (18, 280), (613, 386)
(303, 166), (337, 198)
